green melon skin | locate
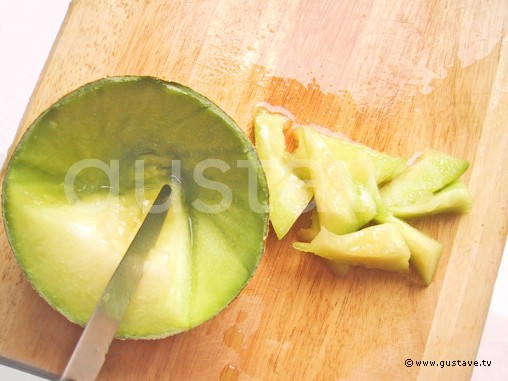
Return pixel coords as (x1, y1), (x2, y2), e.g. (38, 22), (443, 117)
(2, 77), (269, 339)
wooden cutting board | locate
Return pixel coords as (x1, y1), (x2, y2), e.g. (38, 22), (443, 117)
(1, 1), (507, 380)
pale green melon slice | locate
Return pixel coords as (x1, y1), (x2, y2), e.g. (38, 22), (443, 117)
(297, 210), (350, 277)
(387, 217), (443, 286)
(292, 126), (407, 184)
(254, 107), (313, 239)
(298, 126), (377, 235)
(293, 223), (411, 273)
(388, 180), (473, 219)
(380, 148), (469, 210)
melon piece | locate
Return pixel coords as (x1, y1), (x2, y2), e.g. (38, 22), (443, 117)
(380, 148), (469, 212)
(298, 126), (377, 235)
(345, 152), (392, 223)
(297, 210), (350, 276)
(387, 217), (443, 285)
(388, 180), (473, 219)
(293, 126), (407, 184)
(293, 223), (411, 273)
(2, 77), (269, 339)
(254, 107), (313, 239)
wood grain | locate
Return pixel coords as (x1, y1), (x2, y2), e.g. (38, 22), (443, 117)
(1, 1), (507, 380)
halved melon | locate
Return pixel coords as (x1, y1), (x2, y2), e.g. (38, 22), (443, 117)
(2, 77), (269, 339)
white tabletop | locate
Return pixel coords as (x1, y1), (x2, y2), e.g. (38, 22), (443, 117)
(0, 1), (506, 380)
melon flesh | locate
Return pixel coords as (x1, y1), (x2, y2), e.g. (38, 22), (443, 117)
(380, 148), (469, 210)
(292, 126), (407, 184)
(293, 223), (411, 273)
(388, 180), (473, 219)
(386, 217), (443, 286)
(254, 107), (313, 239)
(298, 126), (377, 235)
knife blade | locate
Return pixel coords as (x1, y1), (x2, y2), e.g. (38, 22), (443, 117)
(59, 184), (172, 381)
(0, 354), (59, 380)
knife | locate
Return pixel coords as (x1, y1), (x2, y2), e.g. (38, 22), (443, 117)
(59, 184), (172, 381)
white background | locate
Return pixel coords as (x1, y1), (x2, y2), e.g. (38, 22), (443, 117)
(0, 1), (506, 380)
